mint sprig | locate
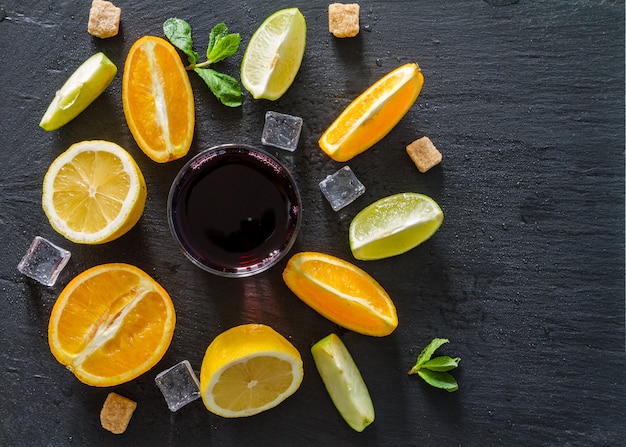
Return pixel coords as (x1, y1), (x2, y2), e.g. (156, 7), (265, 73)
(163, 18), (242, 107)
(408, 338), (460, 392)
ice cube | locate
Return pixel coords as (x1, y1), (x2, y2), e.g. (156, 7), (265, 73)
(17, 236), (71, 287)
(155, 360), (201, 412)
(319, 166), (366, 211)
(261, 111), (303, 151)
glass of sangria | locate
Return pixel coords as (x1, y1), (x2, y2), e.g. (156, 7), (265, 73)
(167, 144), (302, 277)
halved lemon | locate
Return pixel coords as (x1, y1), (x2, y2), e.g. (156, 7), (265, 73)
(42, 140), (147, 244)
(282, 252), (398, 337)
(319, 63), (424, 162)
(241, 8), (306, 100)
(200, 324), (304, 417)
(349, 192), (443, 260)
(48, 263), (176, 386)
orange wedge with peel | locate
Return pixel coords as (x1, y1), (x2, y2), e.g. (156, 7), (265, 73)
(48, 263), (176, 386)
(122, 36), (195, 162)
(282, 252), (398, 336)
(319, 63), (423, 162)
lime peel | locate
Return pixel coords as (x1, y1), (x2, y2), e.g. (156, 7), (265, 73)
(40, 52), (117, 131)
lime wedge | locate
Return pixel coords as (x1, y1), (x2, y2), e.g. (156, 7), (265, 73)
(241, 8), (306, 100)
(349, 192), (444, 260)
(311, 334), (375, 432)
(40, 52), (117, 131)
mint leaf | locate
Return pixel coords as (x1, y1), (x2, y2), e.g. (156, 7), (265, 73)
(163, 18), (242, 107)
(206, 23), (240, 64)
(416, 370), (459, 392)
(163, 18), (199, 65)
(415, 338), (449, 369)
(194, 68), (242, 107)
(208, 23), (228, 53)
(207, 31), (241, 64)
(421, 356), (461, 372)
(409, 338), (460, 391)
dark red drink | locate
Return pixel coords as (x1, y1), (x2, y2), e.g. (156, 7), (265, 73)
(168, 145), (302, 277)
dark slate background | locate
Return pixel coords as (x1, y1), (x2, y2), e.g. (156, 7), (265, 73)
(1, 1), (624, 446)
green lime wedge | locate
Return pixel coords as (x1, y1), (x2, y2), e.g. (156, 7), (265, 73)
(40, 52), (117, 131)
(349, 192), (444, 261)
(240, 8), (306, 100)
(311, 334), (375, 432)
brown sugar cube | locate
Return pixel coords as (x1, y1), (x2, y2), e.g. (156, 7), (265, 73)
(100, 392), (137, 434)
(406, 137), (442, 173)
(88, 0), (121, 39)
(328, 3), (360, 38)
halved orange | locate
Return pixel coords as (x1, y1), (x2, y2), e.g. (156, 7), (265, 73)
(282, 252), (398, 336)
(319, 63), (423, 162)
(122, 36), (195, 162)
(48, 263), (176, 386)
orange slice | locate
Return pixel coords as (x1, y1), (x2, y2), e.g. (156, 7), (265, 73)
(282, 252), (398, 336)
(122, 36), (195, 162)
(319, 63), (423, 162)
(48, 263), (176, 386)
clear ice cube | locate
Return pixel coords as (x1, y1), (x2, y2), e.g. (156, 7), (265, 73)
(155, 360), (201, 412)
(319, 166), (366, 211)
(17, 236), (71, 287)
(261, 111), (303, 151)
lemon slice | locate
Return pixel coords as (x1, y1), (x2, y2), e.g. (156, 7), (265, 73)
(349, 193), (443, 260)
(40, 52), (117, 131)
(42, 140), (147, 244)
(311, 334), (375, 432)
(241, 8), (306, 100)
(200, 324), (304, 418)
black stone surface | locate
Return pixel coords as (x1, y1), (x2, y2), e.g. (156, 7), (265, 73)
(1, 1), (624, 446)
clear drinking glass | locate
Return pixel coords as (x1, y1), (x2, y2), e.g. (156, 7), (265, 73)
(167, 144), (302, 278)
